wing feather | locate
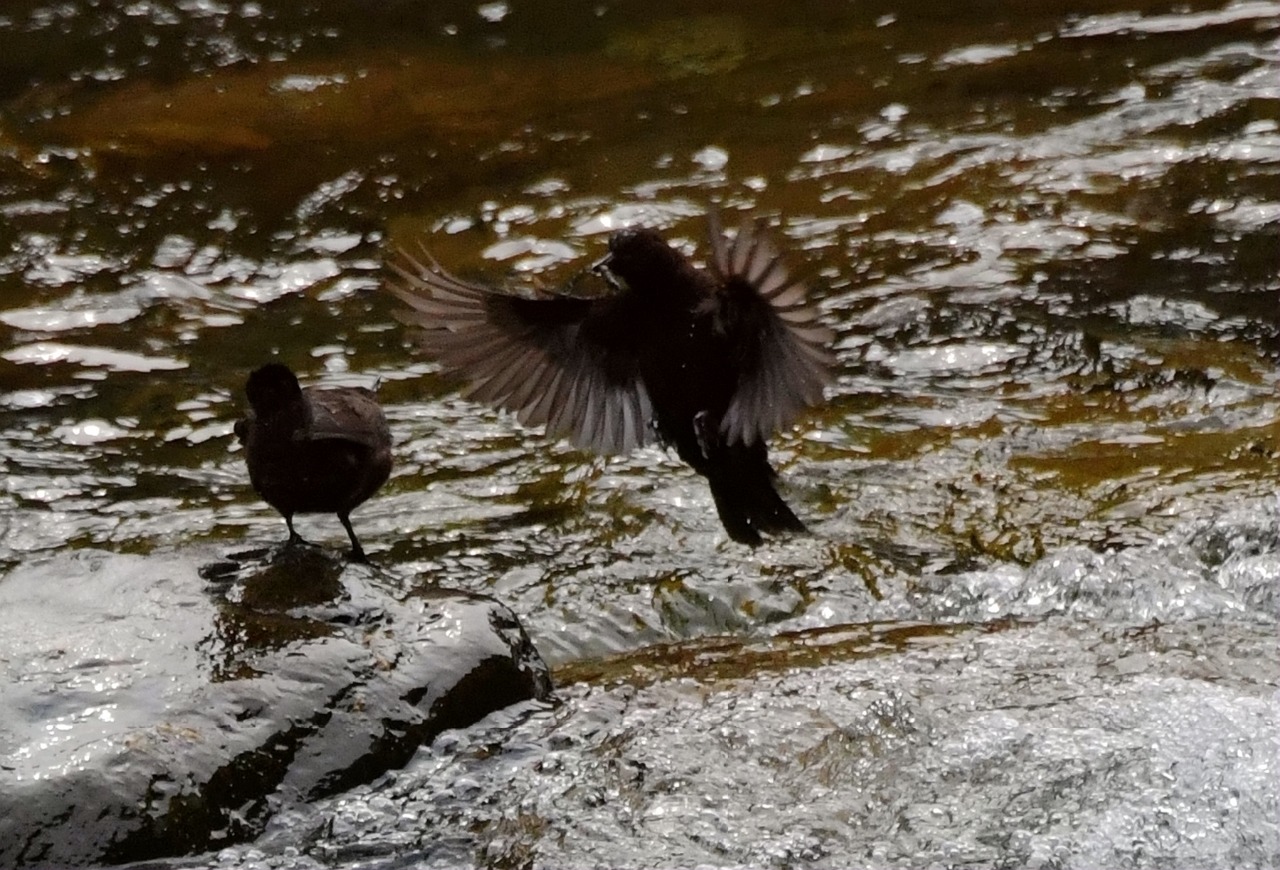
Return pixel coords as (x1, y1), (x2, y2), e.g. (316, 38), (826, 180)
(390, 248), (653, 455)
(706, 214), (835, 445)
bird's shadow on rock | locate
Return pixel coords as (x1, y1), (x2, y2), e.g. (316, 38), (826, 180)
(200, 542), (349, 605)
(195, 543), (392, 681)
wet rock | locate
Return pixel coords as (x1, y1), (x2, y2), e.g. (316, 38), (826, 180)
(0, 547), (552, 868)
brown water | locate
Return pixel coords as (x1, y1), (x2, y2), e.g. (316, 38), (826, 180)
(1, 0), (1277, 867)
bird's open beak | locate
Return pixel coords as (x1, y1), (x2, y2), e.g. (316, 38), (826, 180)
(591, 252), (622, 291)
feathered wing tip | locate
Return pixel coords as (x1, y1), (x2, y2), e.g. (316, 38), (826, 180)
(387, 242), (653, 456)
(388, 242), (492, 332)
(705, 211), (836, 445)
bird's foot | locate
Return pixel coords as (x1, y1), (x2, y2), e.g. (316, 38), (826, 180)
(692, 411), (714, 460)
(648, 417), (671, 449)
(337, 514), (370, 564)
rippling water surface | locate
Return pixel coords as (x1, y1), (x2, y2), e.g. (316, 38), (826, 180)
(1, 0), (1277, 867)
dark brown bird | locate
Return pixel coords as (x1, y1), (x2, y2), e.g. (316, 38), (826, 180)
(389, 214), (832, 545)
(234, 363), (392, 561)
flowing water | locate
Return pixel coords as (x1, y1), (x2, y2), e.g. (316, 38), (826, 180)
(1, 0), (1277, 867)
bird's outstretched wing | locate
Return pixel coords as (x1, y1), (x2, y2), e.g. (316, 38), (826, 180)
(707, 214), (834, 446)
(389, 244), (653, 455)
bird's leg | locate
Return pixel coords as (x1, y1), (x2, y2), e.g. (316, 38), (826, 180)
(590, 252), (623, 292)
(338, 512), (368, 563)
(649, 418), (671, 450)
(284, 514), (303, 545)
(692, 411), (715, 461)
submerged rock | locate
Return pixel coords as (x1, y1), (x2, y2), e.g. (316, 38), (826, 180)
(0, 547), (552, 868)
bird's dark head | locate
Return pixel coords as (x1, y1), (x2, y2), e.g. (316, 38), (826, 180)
(593, 227), (686, 291)
(245, 363), (302, 413)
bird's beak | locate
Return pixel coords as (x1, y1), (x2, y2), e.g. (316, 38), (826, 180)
(591, 252), (622, 291)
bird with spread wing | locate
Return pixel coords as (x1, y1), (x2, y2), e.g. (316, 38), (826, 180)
(389, 213), (833, 546)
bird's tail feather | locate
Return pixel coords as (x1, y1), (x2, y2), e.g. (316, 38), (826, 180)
(706, 446), (806, 546)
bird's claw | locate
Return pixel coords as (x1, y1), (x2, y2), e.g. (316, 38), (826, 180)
(693, 411), (714, 460)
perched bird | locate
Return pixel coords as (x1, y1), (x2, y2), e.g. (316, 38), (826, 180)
(234, 363), (392, 561)
(389, 214), (833, 545)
